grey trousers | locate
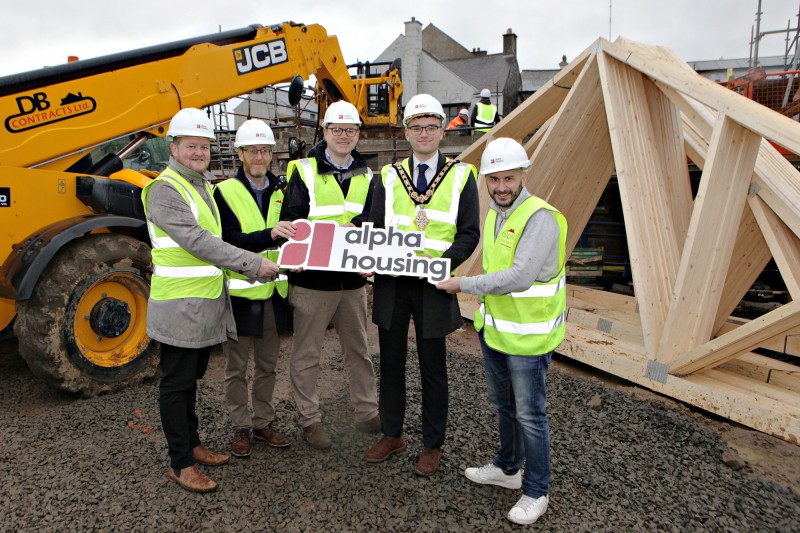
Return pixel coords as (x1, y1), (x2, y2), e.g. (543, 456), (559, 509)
(288, 285), (378, 428)
(223, 300), (280, 430)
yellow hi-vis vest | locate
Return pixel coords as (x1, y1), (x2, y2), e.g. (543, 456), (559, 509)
(141, 168), (224, 301)
(474, 102), (497, 132)
(475, 196), (568, 355)
(287, 157), (372, 224)
(214, 178), (288, 300)
(381, 159), (475, 260)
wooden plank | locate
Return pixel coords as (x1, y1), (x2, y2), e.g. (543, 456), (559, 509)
(527, 53), (615, 257)
(562, 322), (800, 444)
(456, 44), (595, 169)
(671, 99), (773, 335)
(702, 369), (800, 410)
(597, 51), (684, 356)
(454, 49), (595, 290)
(643, 77), (694, 247)
(602, 37), (800, 157)
(718, 318), (800, 357)
(748, 194), (800, 299)
(752, 144), (800, 240)
(669, 301), (800, 376)
(567, 284), (638, 313)
(720, 353), (800, 394)
(657, 113), (761, 365)
(566, 306), (644, 344)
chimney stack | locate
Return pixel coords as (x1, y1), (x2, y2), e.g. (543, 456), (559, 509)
(503, 28), (517, 57)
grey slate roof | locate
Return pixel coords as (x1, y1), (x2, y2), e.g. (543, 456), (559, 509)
(521, 69), (560, 93)
(441, 54), (516, 94)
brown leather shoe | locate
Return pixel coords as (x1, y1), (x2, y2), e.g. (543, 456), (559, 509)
(414, 447), (442, 476)
(193, 444), (230, 466)
(355, 415), (382, 434)
(302, 422), (332, 450)
(231, 428), (251, 458)
(364, 436), (406, 463)
(167, 465), (217, 493)
(253, 425), (292, 448)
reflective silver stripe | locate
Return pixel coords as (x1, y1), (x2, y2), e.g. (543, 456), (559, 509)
(440, 163), (468, 225)
(384, 165), (399, 223)
(425, 238), (451, 252)
(276, 273), (289, 282)
(510, 276), (566, 298)
(309, 205), (344, 217)
(424, 208), (455, 223)
(299, 159), (320, 214)
(483, 311), (566, 335)
(345, 201), (365, 213)
(147, 221), (180, 249)
(228, 278), (267, 290)
(153, 265), (222, 278)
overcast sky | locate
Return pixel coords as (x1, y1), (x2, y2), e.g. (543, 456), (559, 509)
(1, 0), (798, 78)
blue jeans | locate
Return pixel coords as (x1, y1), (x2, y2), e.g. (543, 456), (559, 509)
(479, 332), (552, 498)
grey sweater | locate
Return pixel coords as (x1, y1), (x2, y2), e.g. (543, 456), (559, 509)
(460, 189), (561, 296)
(144, 157), (264, 348)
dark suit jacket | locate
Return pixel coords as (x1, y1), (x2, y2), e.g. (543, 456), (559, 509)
(369, 152), (480, 338)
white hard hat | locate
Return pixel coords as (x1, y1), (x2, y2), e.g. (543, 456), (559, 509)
(480, 88), (491, 99)
(458, 109), (469, 117)
(235, 119), (276, 147)
(167, 108), (215, 140)
(403, 94), (447, 125)
(323, 101), (362, 126)
(480, 138), (532, 175)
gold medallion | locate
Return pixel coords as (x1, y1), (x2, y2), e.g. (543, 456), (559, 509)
(415, 206), (429, 230)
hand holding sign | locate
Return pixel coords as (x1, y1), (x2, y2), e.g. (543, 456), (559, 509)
(278, 220), (451, 284)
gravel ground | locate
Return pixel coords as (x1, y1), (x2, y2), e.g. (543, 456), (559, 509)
(1, 325), (799, 532)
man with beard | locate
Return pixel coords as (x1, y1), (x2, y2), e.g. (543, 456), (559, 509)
(213, 119), (295, 458)
(437, 137), (567, 525)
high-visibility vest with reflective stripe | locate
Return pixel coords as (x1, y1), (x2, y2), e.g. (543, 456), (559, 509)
(474, 196), (568, 355)
(381, 159), (475, 260)
(287, 157), (371, 224)
(475, 102), (497, 132)
(141, 168), (224, 301)
(215, 178), (288, 300)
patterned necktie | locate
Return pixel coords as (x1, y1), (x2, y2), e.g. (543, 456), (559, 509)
(416, 163), (429, 192)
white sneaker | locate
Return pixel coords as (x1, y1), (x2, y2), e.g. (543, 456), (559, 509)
(464, 463), (522, 489)
(508, 494), (549, 525)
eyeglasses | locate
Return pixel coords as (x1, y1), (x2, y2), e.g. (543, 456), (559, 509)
(327, 126), (360, 137)
(241, 148), (272, 155)
(407, 125), (441, 135)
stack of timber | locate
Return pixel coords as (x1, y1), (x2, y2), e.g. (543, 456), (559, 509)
(454, 37), (800, 444)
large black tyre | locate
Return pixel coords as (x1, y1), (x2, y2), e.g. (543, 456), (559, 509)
(14, 234), (159, 397)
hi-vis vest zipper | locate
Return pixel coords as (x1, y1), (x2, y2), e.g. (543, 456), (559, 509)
(475, 196), (568, 355)
(215, 178), (288, 299)
(142, 168), (224, 301)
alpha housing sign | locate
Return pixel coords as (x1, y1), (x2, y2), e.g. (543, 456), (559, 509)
(278, 220), (451, 283)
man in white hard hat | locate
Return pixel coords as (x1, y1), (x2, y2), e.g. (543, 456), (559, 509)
(471, 88), (501, 133)
(142, 108), (280, 493)
(364, 93), (480, 477)
(437, 137), (567, 525)
(279, 100), (380, 449)
(213, 119), (296, 458)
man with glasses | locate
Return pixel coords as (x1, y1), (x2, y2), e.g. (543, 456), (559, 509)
(280, 101), (380, 449)
(213, 119), (295, 459)
(364, 93), (480, 477)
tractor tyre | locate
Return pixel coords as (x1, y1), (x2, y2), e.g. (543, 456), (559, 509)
(14, 234), (159, 397)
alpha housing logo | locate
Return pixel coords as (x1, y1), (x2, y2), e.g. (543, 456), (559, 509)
(278, 220), (451, 283)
